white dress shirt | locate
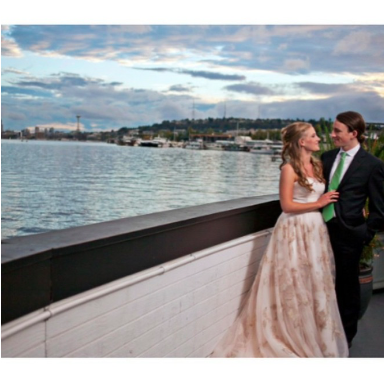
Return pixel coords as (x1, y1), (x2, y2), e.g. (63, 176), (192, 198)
(329, 144), (361, 183)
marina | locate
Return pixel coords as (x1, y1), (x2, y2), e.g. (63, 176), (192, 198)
(131, 135), (283, 153)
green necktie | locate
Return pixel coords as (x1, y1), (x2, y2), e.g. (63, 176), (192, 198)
(322, 152), (347, 222)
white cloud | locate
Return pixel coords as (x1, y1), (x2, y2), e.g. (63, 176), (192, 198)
(1, 35), (23, 57)
(334, 31), (372, 55)
(2, 25), (384, 130)
(2, 67), (27, 75)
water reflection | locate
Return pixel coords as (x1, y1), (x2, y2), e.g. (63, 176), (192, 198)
(1, 140), (280, 239)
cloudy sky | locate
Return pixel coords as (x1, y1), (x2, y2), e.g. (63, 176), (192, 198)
(2, 3), (384, 132)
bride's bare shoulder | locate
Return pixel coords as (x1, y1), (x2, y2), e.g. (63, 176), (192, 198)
(281, 163), (295, 174)
(280, 163), (298, 182)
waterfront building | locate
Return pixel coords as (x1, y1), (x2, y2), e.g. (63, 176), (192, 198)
(189, 133), (233, 143)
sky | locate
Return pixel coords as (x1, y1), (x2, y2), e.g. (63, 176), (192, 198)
(1, 1), (384, 133)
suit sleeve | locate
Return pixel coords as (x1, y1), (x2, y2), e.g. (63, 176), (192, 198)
(366, 160), (384, 243)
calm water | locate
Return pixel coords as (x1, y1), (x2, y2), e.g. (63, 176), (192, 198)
(1, 139), (280, 239)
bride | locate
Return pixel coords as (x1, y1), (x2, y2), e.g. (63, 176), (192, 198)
(210, 122), (349, 358)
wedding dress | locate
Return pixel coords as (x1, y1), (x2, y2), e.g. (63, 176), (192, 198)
(211, 178), (349, 357)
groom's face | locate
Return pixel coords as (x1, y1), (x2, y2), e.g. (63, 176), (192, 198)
(331, 120), (357, 151)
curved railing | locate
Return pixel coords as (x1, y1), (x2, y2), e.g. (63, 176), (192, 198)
(2, 195), (281, 325)
(2, 196), (281, 357)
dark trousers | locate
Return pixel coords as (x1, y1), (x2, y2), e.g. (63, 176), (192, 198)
(326, 218), (364, 343)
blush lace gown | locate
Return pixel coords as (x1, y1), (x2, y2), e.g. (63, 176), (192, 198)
(210, 179), (348, 357)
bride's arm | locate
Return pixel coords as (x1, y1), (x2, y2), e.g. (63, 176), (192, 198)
(279, 164), (338, 214)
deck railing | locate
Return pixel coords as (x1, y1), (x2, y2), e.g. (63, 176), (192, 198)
(2, 195), (281, 357)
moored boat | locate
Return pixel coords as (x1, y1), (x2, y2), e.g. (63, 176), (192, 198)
(184, 140), (204, 150)
(248, 140), (282, 155)
(140, 137), (169, 148)
(204, 142), (224, 151)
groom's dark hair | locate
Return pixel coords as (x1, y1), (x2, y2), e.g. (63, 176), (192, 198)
(336, 111), (366, 144)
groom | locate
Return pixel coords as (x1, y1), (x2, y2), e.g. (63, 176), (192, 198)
(321, 111), (384, 347)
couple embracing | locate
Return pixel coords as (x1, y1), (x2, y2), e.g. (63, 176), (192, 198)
(211, 111), (384, 357)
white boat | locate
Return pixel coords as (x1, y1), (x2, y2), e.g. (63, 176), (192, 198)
(204, 142), (224, 151)
(169, 141), (184, 148)
(224, 143), (248, 152)
(213, 140), (247, 152)
(271, 144), (283, 155)
(120, 136), (142, 146)
(249, 146), (277, 155)
(184, 140), (204, 150)
(247, 140), (283, 155)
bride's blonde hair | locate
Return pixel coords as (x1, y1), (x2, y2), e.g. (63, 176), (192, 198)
(280, 122), (325, 191)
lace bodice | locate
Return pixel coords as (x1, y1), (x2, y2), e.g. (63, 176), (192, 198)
(293, 178), (325, 203)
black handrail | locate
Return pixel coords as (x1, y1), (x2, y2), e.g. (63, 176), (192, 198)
(1, 195), (281, 324)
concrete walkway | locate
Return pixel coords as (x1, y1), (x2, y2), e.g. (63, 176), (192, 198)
(349, 289), (384, 358)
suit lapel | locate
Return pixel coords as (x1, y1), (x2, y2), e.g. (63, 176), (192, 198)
(338, 146), (366, 188)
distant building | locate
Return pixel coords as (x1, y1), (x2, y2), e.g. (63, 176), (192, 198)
(190, 133), (232, 143)
(34, 126), (45, 140)
(87, 133), (101, 140)
(367, 122), (384, 129)
(127, 129), (139, 136)
(227, 129), (250, 136)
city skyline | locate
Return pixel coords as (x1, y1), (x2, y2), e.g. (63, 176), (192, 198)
(2, 5), (384, 133)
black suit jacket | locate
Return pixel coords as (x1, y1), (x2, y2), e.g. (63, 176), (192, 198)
(321, 147), (384, 244)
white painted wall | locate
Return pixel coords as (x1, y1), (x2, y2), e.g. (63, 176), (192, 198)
(1, 229), (272, 358)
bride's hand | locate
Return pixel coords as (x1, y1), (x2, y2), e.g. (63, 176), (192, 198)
(318, 191), (339, 208)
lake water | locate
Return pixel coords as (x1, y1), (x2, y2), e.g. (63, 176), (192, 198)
(1, 139), (280, 239)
